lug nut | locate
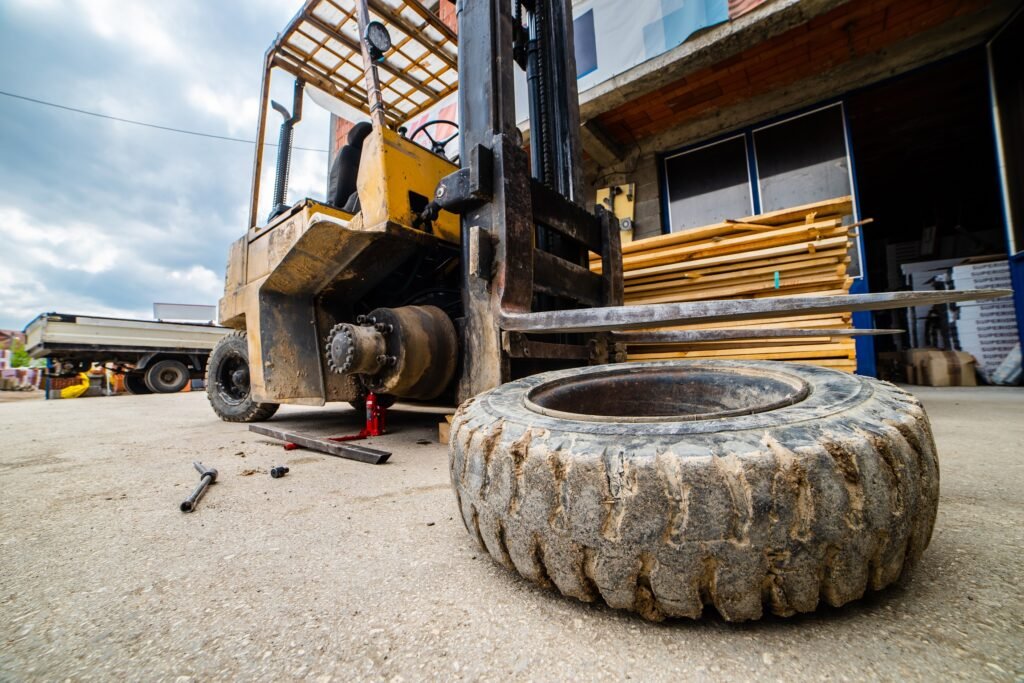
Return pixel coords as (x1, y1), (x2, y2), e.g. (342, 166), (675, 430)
(270, 466), (289, 478)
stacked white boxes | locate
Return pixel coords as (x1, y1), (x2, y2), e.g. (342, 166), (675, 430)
(951, 259), (1019, 383)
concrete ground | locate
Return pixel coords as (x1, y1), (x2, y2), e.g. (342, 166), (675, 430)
(0, 386), (1021, 681)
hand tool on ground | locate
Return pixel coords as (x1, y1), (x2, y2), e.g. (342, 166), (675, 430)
(249, 424), (391, 464)
(180, 461), (217, 512)
(283, 392), (387, 454)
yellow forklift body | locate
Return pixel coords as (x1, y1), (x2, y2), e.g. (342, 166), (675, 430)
(218, 194), (453, 405)
(356, 126), (460, 243)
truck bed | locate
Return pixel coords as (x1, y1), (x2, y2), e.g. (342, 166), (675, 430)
(24, 313), (230, 358)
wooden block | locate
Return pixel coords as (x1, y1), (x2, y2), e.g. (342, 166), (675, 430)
(439, 414), (454, 445)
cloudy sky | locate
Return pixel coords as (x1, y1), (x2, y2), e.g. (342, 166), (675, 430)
(0, 0), (335, 330)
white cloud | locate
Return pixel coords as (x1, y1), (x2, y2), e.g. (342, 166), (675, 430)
(72, 0), (183, 67)
(0, 207), (121, 274)
(0, 205), (224, 327)
(168, 265), (222, 300)
(186, 84), (259, 136)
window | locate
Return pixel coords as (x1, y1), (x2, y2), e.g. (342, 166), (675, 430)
(574, 10), (597, 78)
(661, 103), (863, 277)
(753, 105), (851, 212)
(663, 135), (752, 231)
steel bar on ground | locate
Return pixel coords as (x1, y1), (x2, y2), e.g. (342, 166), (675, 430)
(499, 290), (1011, 333)
(180, 461), (217, 513)
(249, 425), (391, 464)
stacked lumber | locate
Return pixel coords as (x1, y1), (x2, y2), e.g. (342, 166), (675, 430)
(592, 196), (860, 372)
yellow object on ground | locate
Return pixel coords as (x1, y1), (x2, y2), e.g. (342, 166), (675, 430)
(60, 373), (90, 399)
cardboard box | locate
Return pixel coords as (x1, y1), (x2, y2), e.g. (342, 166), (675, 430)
(904, 349), (978, 387)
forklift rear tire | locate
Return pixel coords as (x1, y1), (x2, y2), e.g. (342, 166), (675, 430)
(123, 372), (152, 395)
(206, 331), (279, 422)
(449, 360), (939, 622)
(144, 359), (190, 394)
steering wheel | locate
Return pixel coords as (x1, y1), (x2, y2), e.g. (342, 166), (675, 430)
(409, 119), (459, 159)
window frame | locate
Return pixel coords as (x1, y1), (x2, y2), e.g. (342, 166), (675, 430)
(657, 100), (865, 280)
(661, 133), (754, 233)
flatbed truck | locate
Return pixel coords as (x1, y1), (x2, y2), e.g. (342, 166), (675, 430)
(24, 312), (229, 394)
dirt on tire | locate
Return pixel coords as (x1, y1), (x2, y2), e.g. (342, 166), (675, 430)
(205, 330), (279, 423)
(448, 360), (939, 622)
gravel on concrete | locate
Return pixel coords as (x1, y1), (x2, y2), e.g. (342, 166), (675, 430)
(0, 386), (1021, 681)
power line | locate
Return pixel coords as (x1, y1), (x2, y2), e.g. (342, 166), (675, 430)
(0, 89), (328, 153)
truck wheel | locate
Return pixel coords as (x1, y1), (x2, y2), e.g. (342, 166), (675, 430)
(206, 331), (279, 422)
(449, 360), (939, 622)
(123, 372), (152, 395)
(144, 359), (190, 393)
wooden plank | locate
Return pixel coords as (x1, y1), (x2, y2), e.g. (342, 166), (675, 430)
(623, 249), (849, 287)
(615, 219), (845, 271)
(630, 338), (844, 351)
(622, 236), (851, 281)
(612, 196), (852, 256)
(628, 341), (856, 361)
(624, 263), (846, 296)
(666, 313), (853, 330)
(593, 220), (848, 272)
(249, 424), (391, 464)
(625, 273), (849, 305)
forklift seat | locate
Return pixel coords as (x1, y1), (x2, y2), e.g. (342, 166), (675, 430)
(327, 121), (373, 211)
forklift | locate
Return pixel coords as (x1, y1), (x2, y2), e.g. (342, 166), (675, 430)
(209, 0), (1004, 621)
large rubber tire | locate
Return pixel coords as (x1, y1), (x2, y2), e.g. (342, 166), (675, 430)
(123, 372), (152, 395)
(144, 359), (189, 393)
(449, 360), (939, 622)
(205, 331), (279, 423)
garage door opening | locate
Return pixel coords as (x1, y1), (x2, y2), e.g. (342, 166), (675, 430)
(846, 48), (1008, 365)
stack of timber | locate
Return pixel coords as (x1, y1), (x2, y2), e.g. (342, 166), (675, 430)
(592, 196), (860, 372)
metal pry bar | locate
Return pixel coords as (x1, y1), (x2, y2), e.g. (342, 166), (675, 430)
(248, 424), (391, 465)
(500, 289), (1012, 334)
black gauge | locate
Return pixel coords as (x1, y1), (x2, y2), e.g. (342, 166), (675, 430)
(364, 20), (392, 62)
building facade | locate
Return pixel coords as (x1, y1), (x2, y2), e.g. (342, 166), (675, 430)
(574, 0), (1023, 376)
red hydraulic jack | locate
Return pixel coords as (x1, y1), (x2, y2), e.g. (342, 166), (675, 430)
(283, 392), (387, 451)
(248, 392), (391, 464)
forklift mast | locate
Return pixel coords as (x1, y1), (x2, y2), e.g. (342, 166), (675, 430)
(450, 0), (623, 402)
